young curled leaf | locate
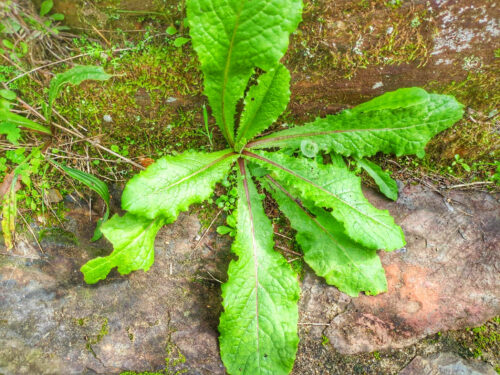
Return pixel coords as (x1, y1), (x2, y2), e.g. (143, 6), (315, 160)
(300, 139), (319, 158)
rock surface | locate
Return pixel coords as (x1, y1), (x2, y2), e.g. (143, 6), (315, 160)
(325, 184), (499, 354)
(0, 185), (498, 374)
(288, 0), (500, 114)
(400, 352), (497, 375)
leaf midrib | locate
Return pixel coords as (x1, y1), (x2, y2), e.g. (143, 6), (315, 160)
(221, 0), (248, 147)
(244, 151), (396, 234)
(238, 158), (261, 368)
(246, 117), (453, 148)
(153, 151), (235, 194)
(235, 68), (280, 149)
(265, 176), (374, 287)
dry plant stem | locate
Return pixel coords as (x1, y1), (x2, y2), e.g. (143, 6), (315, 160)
(206, 270), (223, 284)
(446, 181), (493, 189)
(17, 209), (44, 254)
(274, 232), (293, 241)
(91, 25), (111, 47)
(52, 110), (145, 170)
(192, 209), (223, 252)
(7, 48), (131, 84)
(275, 245), (303, 257)
(9, 90), (144, 169)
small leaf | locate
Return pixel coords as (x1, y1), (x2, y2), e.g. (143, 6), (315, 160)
(0, 89), (16, 101)
(219, 161), (299, 375)
(0, 122), (21, 145)
(263, 176), (387, 297)
(122, 149), (237, 221)
(40, 0), (54, 16)
(50, 13), (65, 21)
(48, 65), (111, 119)
(234, 64), (291, 151)
(357, 158), (398, 201)
(56, 163), (110, 241)
(166, 26), (177, 35)
(173, 37), (190, 47)
(81, 214), (164, 284)
(300, 139), (319, 158)
(2, 39), (14, 49)
(216, 225), (232, 235)
(0, 109), (51, 134)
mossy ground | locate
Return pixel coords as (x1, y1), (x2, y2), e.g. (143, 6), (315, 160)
(1, 0), (498, 373)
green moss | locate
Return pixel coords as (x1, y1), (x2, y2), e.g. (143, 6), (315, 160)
(286, 0), (434, 79)
(49, 37), (223, 181)
(38, 227), (79, 246)
(73, 316), (110, 357)
(120, 341), (187, 375)
(468, 320), (500, 359)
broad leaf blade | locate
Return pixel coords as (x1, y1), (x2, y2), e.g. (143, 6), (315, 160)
(0, 109), (51, 134)
(263, 176), (387, 297)
(235, 64), (291, 151)
(0, 122), (21, 145)
(248, 88), (464, 158)
(122, 149), (237, 220)
(80, 213), (163, 284)
(56, 163), (110, 241)
(357, 158), (398, 201)
(187, 0), (302, 145)
(48, 65), (111, 119)
(246, 150), (405, 251)
(219, 160), (300, 375)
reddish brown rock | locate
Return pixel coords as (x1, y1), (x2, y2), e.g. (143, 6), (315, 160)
(325, 185), (500, 354)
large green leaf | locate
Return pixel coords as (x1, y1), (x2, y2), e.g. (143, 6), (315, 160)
(219, 160), (300, 375)
(245, 150), (405, 251)
(357, 158), (398, 201)
(263, 175), (387, 297)
(234, 64), (291, 151)
(0, 109), (51, 134)
(122, 149), (237, 220)
(80, 213), (163, 284)
(187, 0), (302, 146)
(48, 65), (111, 119)
(247, 88), (464, 158)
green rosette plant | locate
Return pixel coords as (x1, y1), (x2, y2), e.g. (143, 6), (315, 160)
(80, 1), (464, 374)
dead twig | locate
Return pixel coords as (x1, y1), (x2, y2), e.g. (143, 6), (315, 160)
(17, 210), (44, 254)
(192, 209), (223, 253)
(276, 245), (303, 257)
(274, 232), (293, 241)
(446, 181), (494, 189)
